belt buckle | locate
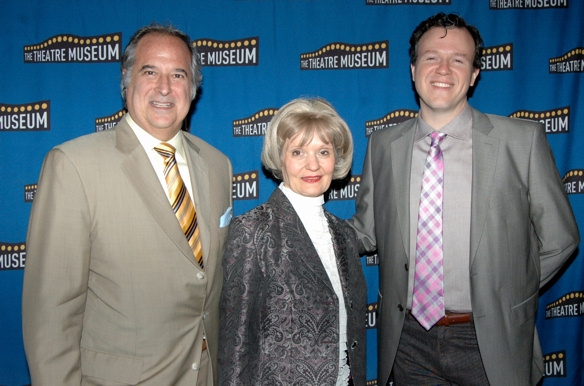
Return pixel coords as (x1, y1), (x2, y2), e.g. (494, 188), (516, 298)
(441, 314), (451, 327)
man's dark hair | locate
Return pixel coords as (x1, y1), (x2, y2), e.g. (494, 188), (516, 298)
(409, 13), (483, 70)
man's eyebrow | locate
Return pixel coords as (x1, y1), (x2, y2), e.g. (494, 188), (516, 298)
(174, 68), (189, 76)
(139, 64), (157, 72)
(137, 65), (189, 75)
(420, 49), (471, 58)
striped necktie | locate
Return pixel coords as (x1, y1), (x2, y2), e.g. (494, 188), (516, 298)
(154, 142), (203, 268)
(411, 131), (446, 330)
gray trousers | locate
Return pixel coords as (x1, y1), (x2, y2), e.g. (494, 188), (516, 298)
(392, 313), (489, 385)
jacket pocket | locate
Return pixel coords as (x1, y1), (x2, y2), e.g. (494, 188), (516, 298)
(510, 290), (538, 326)
(81, 347), (143, 385)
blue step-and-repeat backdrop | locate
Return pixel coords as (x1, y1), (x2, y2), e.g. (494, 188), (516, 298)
(1, 1), (582, 385)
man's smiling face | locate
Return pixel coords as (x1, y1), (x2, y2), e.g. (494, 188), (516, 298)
(124, 33), (193, 141)
(411, 26), (480, 125)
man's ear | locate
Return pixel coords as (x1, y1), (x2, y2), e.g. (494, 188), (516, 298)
(470, 67), (480, 87)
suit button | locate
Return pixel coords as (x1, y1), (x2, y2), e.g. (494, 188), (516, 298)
(192, 362), (200, 371)
(398, 304), (404, 312)
(351, 341), (358, 349)
(404, 263), (409, 271)
(350, 301), (353, 309)
(197, 272), (205, 280)
(202, 312), (208, 320)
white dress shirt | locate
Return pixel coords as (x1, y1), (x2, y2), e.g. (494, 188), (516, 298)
(280, 183), (351, 385)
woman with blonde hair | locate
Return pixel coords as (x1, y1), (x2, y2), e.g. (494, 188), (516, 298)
(219, 97), (367, 385)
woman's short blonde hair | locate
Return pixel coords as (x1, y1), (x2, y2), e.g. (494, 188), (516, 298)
(262, 97), (353, 180)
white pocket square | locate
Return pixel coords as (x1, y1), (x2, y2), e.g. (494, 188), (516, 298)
(220, 207), (233, 228)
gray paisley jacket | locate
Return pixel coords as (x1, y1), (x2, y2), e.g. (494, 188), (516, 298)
(218, 188), (367, 385)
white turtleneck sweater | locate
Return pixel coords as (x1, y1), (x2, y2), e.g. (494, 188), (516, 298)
(279, 183), (350, 386)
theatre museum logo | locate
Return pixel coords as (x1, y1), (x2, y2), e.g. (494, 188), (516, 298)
(24, 32), (121, 63)
(365, 0), (451, 5)
(0, 242), (26, 271)
(366, 109), (418, 137)
(327, 176), (361, 202)
(232, 107), (277, 137)
(563, 169), (584, 195)
(490, 0), (568, 9)
(546, 291), (584, 319)
(0, 101), (50, 131)
(549, 47), (584, 74)
(95, 109), (127, 132)
(194, 37), (259, 66)
(481, 43), (513, 71)
(232, 171), (259, 200)
(509, 107), (570, 134)
(543, 351), (567, 378)
(300, 40), (388, 70)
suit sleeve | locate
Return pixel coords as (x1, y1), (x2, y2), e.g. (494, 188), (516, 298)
(348, 135), (378, 254)
(22, 148), (90, 385)
(218, 215), (262, 385)
(528, 124), (579, 286)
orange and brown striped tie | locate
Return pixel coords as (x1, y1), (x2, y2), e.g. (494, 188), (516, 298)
(154, 142), (203, 268)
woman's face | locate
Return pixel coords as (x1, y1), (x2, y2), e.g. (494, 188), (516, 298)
(281, 131), (336, 197)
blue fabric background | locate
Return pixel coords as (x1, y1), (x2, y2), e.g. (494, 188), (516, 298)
(1, 1), (582, 384)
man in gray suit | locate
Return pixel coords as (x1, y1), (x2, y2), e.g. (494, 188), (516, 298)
(349, 13), (579, 386)
(22, 24), (232, 385)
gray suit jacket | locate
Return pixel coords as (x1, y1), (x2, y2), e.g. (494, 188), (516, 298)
(22, 118), (233, 385)
(349, 108), (579, 386)
(218, 188), (367, 385)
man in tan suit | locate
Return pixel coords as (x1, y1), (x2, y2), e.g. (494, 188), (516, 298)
(22, 24), (232, 385)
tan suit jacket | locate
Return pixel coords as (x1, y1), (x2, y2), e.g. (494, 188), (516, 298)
(22, 118), (233, 385)
(350, 108), (579, 386)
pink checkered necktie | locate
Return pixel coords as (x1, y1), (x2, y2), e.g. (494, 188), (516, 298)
(412, 131), (446, 330)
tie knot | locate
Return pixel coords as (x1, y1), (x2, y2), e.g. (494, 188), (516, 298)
(430, 131), (446, 147)
(154, 142), (176, 159)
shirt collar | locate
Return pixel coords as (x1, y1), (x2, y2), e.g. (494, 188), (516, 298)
(279, 182), (325, 208)
(415, 104), (473, 142)
(126, 113), (186, 158)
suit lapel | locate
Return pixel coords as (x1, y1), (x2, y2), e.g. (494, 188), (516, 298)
(327, 214), (350, 295)
(271, 189), (335, 292)
(470, 109), (499, 267)
(116, 120), (199, 266)
(390, 120), (416, 257)
(183, 134), (211, 267)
